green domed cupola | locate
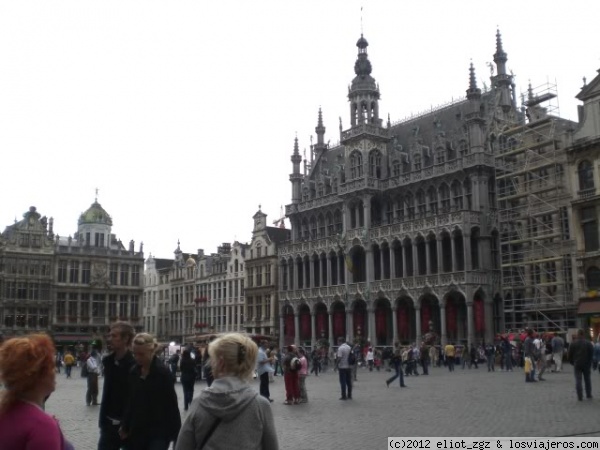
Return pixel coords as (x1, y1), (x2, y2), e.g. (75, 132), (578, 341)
(78, 201), (113, 226)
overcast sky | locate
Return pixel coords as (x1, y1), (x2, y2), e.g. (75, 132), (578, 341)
(1, 1), (599, 260)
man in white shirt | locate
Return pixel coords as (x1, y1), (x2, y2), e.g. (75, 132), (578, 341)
(336, 337), (353, 400)
(86, 349), (101, 406)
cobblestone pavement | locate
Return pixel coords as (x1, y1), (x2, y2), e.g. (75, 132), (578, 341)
(46, 364), (600, 450)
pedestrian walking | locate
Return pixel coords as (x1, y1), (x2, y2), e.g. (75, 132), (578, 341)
(484, 342), (495, 372)
(86, 349), (101, 405)
(567, 329), (594, 401)
(386, 342), (406, 388)
(551, 333), (565, 372)
(444, 342), (455, 372)
(256, 340), (275, 403)
(98, 321), (136, 450)
(64, 351), (75, 378)
(336, 338), (353, 400)
(120, 333), (181, 450)
(298, 347), (309, 403)
(174, 333), (279, 450)
(282, 345), (300, 405)
(180, 349), (197, 411)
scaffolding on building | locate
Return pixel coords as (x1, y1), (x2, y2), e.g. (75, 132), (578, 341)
(494, 81), (576, 333)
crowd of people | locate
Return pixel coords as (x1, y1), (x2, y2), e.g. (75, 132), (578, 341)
(1, 324), (599, 449)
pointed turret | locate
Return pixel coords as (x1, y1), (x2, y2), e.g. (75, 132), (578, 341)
(465, 63), (484, 154)
(290, 136), (303, 204)
(466, 62), (481, 100)
(348, 34), (381, 127)
(490, 29), (514, 114)
(493, 29), (507, 76)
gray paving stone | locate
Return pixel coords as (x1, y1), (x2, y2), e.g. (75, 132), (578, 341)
(46, 365), (600, 450)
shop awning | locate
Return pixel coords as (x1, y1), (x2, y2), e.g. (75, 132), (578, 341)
(577, 300), (600, 315)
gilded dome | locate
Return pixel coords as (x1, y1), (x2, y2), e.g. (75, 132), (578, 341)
(186, 256), (197, 266)
(78, 201), (113, 226)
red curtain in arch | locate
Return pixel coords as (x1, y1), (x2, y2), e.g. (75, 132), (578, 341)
(397, 306), (409, 340)
(300, 312), (311, 340)
(376, 307), (387, 339)
(285, 314), (295, 340)
(421, 303), (431, 334)
(333, 311), (345, 340)
(446, 301), (457, 335)
(474, 298), (485, 334)
(316, 312), (326, 337)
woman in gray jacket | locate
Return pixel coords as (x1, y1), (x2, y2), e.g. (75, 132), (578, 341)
(175, 333), (279, 450)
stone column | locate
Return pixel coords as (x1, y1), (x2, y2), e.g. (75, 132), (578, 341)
(484, 298), (494, 344)
(390, 246), (396, 279)
(294, 313), (300, 347)
(392, 306), (398, 344)
(311, 312), (316, 349)
(293, 260), (299, 290)
(451, 236), (457, 273)
(464, 233), (472, 271)
(437, 236), (444, 274)
(380, 247), (386, 280)
(328, 311), (334, 347)
(415, 306), (422, 344)
(326, 256), (332, 288)
(425, 240), (432, 275)
(466, 302), (474, 349)
(413, 241), (419, 276)
(440, 303), (447, 347)
(279, 315), (284, 349)
(368, 305), (375, 344)
(311, 258), (317, 289)
(346, 309), (353, 343)
(365, 247), (373, 284)
(402, 244), (407, 277)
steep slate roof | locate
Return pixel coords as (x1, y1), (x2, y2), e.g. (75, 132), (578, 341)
(265, 226), (291, 244)
(154, 258), (173, 270)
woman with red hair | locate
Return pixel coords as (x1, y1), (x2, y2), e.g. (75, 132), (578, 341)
(0, 333), (74, 449)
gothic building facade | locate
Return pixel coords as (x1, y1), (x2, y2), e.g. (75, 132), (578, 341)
(277, 31), (580, 349)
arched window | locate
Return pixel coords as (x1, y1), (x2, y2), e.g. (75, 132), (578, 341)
(413, 153), (421, 171)
(451, 180), (463, 210)
(350, 151), (363, 179)
(578, 160), (595, 191)
(405, 193), (415, 220)
(587, 266), (600, 289)
(436, 146), (446, 164)
(459, 140), (469, 157)
(326, 212), (334, 236)
(428, 186), (438, 214)
(369, 150), (382, 178)
(392, 160), (401, 177)
(440, 184), (450, 211)
(333, 209), (343, 233)
(416, 190), (426, 217)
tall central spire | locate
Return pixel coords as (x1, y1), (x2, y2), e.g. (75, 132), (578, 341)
(348, 34), (380, 127)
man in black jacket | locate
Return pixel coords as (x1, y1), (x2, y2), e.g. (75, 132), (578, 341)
(98, 321), (136, 450)
(567, 329), (594, 401)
